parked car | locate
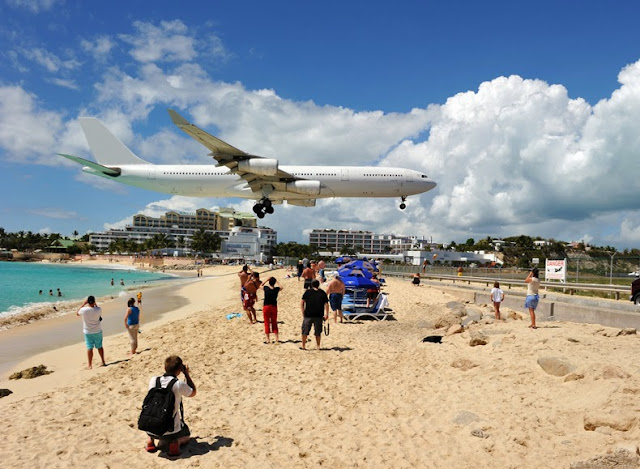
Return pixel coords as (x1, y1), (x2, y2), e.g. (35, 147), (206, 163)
(630, 278), (640, 305)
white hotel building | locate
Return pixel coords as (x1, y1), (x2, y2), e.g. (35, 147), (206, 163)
(90, 208), (276, 258)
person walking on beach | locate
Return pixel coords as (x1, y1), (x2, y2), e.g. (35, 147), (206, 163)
(300, 279), (329, 350)
(301, 264), (316, 290)
(238, 265), (252, 304)
(76, 295), (105, 369)
(143, 355), (197, 456)
(297, 260), (304, 282)
(525, 268), (540, 329)
(243, 272), (262, 324)
(124, 297), (140, 355)
(490, 281), (505, 320)
(317, 259), (326, 282)
(263, 277), (282, 344)
(326, 273), (345, 323)
(137, 291), (143, 306)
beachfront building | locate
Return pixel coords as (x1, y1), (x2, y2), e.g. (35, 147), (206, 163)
(309, 229), (437, 255)
(406, 249), (503, 267)
(309, 229), (395, 254)
(221, 226), (277, 260)
(90, 208), (276, 256)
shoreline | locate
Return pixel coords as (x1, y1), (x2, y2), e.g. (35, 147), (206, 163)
(0, 276), (197, 377)
(0, 260), (189, 329)
(0, 264), (241, 403)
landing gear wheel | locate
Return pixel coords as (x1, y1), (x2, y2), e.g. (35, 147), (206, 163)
(265, 205), (274, 214)
(400, 203), (406, 210)
(263, 199), (272, 208)
(256, 211), (265, 219)
(253, 204), (263, 214)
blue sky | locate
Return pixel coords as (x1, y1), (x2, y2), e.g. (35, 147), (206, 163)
(2, 0), (640, 248)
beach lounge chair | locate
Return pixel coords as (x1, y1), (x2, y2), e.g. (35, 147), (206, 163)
(343, 293), (393, 321)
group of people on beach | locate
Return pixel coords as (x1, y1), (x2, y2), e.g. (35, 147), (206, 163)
(239, 263), (349, 348)
(297, 258), (327, 284)
(75, 291), (144, 369)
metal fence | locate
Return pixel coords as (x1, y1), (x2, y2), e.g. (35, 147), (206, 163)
(277, 256), (640, 286)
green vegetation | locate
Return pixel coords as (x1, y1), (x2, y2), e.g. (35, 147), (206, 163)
(273, 242), (316, 259)
(0, 228), (91, 254)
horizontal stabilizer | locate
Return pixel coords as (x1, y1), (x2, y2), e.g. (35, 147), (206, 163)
(78, 118), (148, 166)
(57, 153), (121, 177)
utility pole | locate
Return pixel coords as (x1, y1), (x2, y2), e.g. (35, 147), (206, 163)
(609, 252), (617, 285)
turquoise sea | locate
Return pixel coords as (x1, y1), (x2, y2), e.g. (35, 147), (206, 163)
(0, 262), (174, 318)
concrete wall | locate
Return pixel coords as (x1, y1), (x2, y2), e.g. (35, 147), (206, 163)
(435, 283), (640, 329)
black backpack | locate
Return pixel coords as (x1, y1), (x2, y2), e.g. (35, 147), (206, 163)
(138, 376), (179, 436)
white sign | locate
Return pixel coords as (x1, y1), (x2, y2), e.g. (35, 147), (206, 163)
(545, 258), (567, 282)
(532, 258), (539, 264)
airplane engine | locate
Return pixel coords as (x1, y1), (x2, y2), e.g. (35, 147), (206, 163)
(237, 158), (278, 176)
(286, 180), (321, 196)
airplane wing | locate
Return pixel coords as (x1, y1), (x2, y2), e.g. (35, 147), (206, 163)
(168, 109), (297, 193)
(57, 153), (121, 177)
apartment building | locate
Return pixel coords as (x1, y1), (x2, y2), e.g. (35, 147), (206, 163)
(90, 208), (276, 255)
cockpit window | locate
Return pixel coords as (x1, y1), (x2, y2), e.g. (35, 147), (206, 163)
(421, 175), (429, 178)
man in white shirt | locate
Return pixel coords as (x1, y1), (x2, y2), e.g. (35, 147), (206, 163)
(145, 355), (197, 456)
(76, 295), (105, 369)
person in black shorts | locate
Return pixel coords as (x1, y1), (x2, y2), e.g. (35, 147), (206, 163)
(300, 279), (329, 350)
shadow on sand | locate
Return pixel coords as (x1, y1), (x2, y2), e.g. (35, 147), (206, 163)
(158, 435), (234, 460)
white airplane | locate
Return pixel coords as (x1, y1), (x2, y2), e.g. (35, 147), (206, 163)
(58, 110), (436, 218)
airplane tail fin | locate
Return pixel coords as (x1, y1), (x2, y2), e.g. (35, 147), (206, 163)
(79, 117), (149, 165)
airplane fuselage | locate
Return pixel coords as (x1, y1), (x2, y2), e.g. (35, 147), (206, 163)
(83, 164), (436, 201)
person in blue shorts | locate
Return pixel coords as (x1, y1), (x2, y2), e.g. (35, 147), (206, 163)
(524, 268), (540, 329)
(76, 295), (106, 369)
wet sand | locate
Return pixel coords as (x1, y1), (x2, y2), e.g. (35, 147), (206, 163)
(0, 279), (192, 376)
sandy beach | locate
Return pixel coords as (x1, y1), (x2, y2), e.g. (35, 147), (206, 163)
(2, 265), (640, 468)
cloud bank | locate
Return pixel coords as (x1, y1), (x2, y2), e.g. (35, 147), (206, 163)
(2, 19), (640, 247)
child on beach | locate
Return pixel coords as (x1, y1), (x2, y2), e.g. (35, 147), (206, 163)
(124, 297), (140, 355)
(490, 281), (505, 320)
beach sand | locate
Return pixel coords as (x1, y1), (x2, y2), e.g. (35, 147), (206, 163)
(2, 266), (640, 468)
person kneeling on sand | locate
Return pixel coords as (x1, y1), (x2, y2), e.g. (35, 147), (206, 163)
(76, 295), (106, 369)
(144, 356), (197, 456)
(300, 280), (329, 350)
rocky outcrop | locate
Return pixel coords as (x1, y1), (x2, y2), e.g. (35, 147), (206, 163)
(9, 364), (53, 380)
(537, 357), (576, 377)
